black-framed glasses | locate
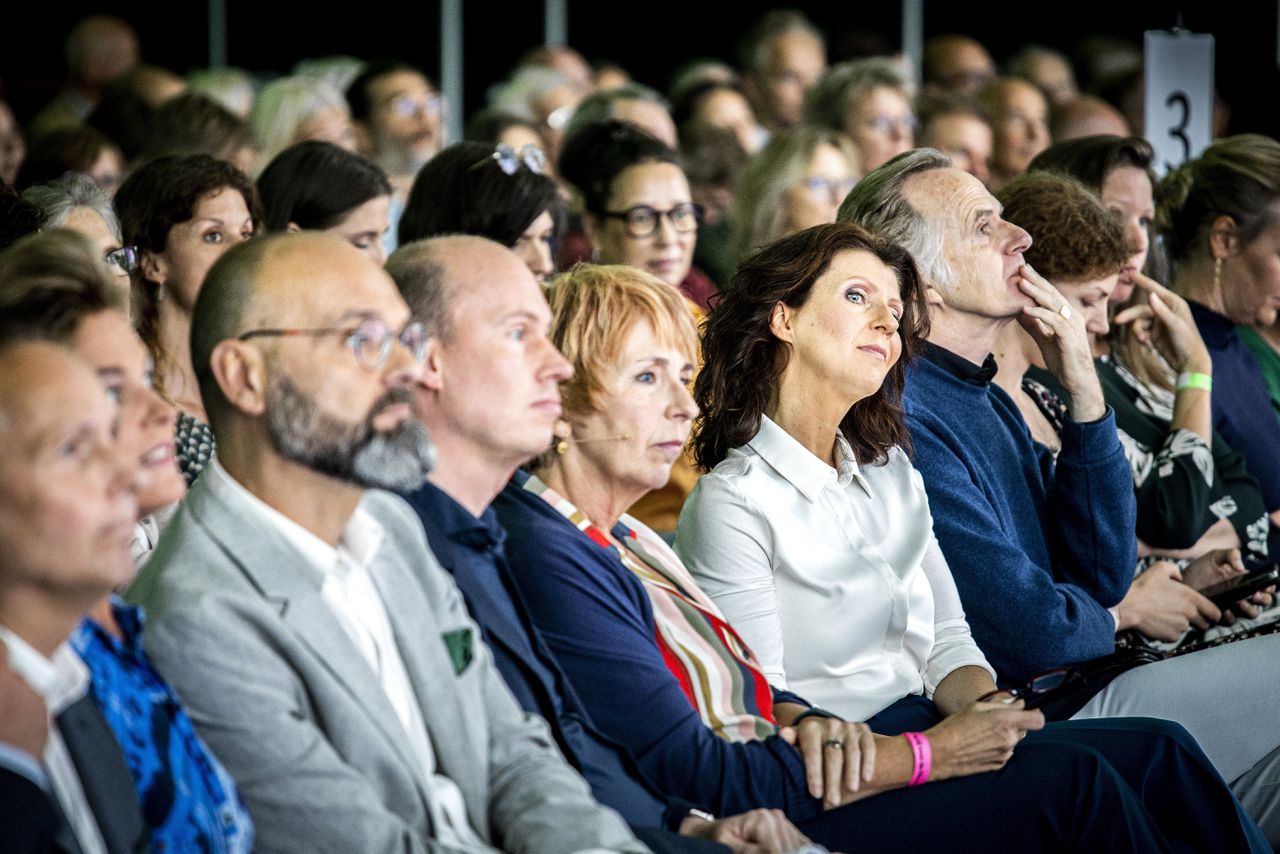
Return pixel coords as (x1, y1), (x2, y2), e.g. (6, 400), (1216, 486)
(105, 246), (139, 275)
(471, 143), (547, 176)
(237, 318), (427, 370)
(977, 667), (1071, 705)
(602, 202), (701, 238)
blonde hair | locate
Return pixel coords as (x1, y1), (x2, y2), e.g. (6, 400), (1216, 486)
(546, 263), (699, 419)
(250, 76), (350, 176)
(733, 126), (860, 259)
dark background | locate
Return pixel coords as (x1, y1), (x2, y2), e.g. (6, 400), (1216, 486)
(4, 1), (1278, 137)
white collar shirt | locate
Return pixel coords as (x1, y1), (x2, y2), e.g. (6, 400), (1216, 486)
(675, 415), (995, 722)
(204, 461), (487, 850)
(1, 626), (106, 854)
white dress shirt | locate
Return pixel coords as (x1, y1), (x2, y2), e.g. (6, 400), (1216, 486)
(1, 626), (106, 854)
(675, 415), (995, 722)
(204, 461), (487, 850)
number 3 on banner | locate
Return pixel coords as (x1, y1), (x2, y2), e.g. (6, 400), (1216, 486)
(1166, 91), (1190, 171)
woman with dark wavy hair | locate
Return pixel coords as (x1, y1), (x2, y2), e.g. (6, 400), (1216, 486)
(672, 222), (1269, 854)
(689, 221), (927, 473)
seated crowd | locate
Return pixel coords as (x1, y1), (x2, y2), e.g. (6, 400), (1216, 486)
(4, 10), (1280, 854)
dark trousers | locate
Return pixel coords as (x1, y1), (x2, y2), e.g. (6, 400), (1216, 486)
(792, 695), (1267, 854)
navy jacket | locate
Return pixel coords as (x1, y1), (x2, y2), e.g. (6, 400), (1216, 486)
(403, 481), (702, 834)
(1190, 301), (1280, 510)
(491, 472), (827, 824)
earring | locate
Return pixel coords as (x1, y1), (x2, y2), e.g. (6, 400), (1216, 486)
(1213, 255), (1223, 293)
(555, 438), (568, 455)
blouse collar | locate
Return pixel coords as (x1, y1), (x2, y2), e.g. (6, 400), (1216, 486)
(746, 414), (868, 503)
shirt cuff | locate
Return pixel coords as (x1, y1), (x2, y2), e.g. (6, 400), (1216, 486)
(1059, 406), (1123, 461)
(0, 743), (49, 791)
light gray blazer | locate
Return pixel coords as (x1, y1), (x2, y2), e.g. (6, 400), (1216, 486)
(126, 470), (647, 854)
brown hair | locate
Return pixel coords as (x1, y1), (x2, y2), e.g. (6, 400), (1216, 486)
(546, 263), (699, 419)
(1161, 134), (1280, 265)
(115, 153), (259, 399)
(997, 171), (1128, 284)
(693, 221), (928, 470)
(0, 228), (126, 340)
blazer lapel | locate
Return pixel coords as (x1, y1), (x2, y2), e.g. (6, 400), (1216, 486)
(186, 480), (437, 802)
(371, 551), (488, 831)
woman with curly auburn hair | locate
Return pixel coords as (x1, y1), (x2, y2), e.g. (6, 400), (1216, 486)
(989, 170), (1131, 453)
(1012, 159), (1273, 563)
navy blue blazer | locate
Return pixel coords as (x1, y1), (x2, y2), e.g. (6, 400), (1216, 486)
(490, 472), (826, 823)
(403, 481), (699, 833)
(0, 767), (58, 853)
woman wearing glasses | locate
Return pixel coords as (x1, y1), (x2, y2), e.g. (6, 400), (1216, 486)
(804, 58), (916, 173)
(734, 127), (861, 260)
(115, 153), (259, 486)
(22, 174), (137, 299)
(398, 140), (561, 284)
(559, 120), (706, 304)
(557, 120), (708, 533)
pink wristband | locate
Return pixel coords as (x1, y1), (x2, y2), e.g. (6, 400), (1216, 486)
(903, 731), (932, 786)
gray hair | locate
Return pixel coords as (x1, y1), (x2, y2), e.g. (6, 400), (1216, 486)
(487, 67), (574, 121)
(803, 57), (914, 132)
(187, 67), (257, 118)
(837, 148), (955, 291)
(250, 76), (350, 175)
(21, 174), (121, 241)
(563, 83), (669, 142)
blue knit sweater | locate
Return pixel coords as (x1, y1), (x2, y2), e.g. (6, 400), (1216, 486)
(902, 348), (1137, 683)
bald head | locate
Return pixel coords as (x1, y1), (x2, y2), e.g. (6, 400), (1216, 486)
(924, 35), (995, 95)
(67, 15), (139, 91)
(387, 235), (536, 342)
(1050, 95), (1130, 142)
(193, 232), (401, 425)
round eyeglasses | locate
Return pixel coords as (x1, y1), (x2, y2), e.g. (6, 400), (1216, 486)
(601, 203), (701, 239)
(237, 318), (427, 370)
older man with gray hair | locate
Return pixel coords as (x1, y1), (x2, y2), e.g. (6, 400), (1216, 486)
(838, 149), (1280, 844)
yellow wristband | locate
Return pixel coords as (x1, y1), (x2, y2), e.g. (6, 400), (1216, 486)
(1177, 372), (1212, 392)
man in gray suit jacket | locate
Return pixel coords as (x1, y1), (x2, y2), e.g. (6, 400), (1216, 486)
(126, 232), (647, 854)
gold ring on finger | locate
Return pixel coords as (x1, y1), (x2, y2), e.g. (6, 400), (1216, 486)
(1058, 304), (1072, 320)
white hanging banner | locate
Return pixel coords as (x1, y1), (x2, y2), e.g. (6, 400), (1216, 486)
(1144, 30), (1215, 176)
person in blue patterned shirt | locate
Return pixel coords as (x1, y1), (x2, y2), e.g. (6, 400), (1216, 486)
(0, 228), (253, 852)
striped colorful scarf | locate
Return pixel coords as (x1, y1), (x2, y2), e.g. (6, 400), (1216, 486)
(523, 474), (777, 743)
